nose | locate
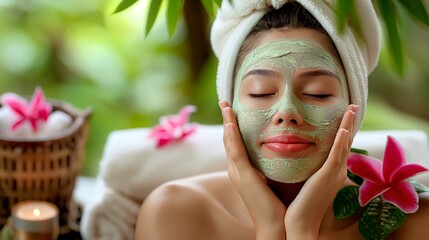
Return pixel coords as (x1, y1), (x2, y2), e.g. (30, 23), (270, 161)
(271, 95), (304, 126)
(272, 109), (304, 126)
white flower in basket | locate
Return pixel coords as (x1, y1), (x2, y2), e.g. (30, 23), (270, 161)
(0, 87), (72, 138)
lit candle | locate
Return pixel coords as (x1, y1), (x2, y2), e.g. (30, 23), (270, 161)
(12, 201), (59, 240)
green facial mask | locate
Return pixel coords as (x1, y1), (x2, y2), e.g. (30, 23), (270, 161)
(233, 38), (349, 183)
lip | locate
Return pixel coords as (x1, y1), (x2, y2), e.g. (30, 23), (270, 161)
(262, 134), (315, 154)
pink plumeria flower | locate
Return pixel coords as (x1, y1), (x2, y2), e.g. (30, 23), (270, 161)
(148, 105), (198, 148)
(347, 136), (428, 213)
(1, 87), (52, 133)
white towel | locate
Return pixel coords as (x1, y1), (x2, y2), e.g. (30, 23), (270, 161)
(98, 124), (227, 200)
(80, 125), (228, 239)
(210, 0), (381, 134)
(79, 179), (140, 240)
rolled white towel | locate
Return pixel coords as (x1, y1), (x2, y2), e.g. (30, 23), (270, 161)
(80, 179), (140, 240)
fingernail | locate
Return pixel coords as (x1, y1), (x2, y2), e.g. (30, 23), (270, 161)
(350, 104), (359, 114)
(218, 101), (223, 109)
(218, 101), (228, 109)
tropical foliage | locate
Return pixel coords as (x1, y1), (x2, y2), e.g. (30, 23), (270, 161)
(1, 0), (428, 176)
(114, 0), (429, 76)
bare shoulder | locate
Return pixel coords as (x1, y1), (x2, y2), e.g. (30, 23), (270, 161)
(135, 171), (252, 240)
(389, 192), (429, 239)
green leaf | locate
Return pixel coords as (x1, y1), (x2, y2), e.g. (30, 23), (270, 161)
(351, 148), (369, 155)
(0, 220), (12, 240)
(335, 0), (362, 34)
(334, 186), (361, 219)
(410, 180), (429, 194)
(201, 0), (215, 16)
(166, 0), (184, 37)
(145, 0), (163, 37)
(397, 0), (429, 26)
(376, 0), (404, 76)
(113, 0), (139, 14)
(214, 0), (222, 7)
(335, 0), (350, 33)
(359, 197), (407, 240)
(347, 170), (364, 186)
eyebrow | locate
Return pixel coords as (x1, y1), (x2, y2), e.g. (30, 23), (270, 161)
(299, 69), (340, 81)
(243, 69), (281, 79)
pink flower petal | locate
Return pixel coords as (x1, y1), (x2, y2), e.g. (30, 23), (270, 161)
(383, 136), (407, 182)
(177, 105), (196, 126)
(156, 138), (172, 148)
(30, 118), (38, 132)
(359, 180), (387, 206)
(382, 181), (419, 213)
(2, 88), (52, 133)
(2, 93), (28, 117)
(11, 119), (26, 131)
(160, 117), (181, 134)
(150, 132), (173, 140)
(179, 125), (197, 140)
(30, 87), (44, 112)
(148, 105), (198, 149)
(38, 107), (51, 121)
(391, 164), (428, 184)
(348, 153), (384, 183)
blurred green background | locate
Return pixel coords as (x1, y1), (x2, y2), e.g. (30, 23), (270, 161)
(0, 0), (428, 176)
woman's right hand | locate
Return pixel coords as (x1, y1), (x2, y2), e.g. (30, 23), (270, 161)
(219, 101), (286, 240)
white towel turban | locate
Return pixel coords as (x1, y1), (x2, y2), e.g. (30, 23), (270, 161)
(211, 0), (381, 133)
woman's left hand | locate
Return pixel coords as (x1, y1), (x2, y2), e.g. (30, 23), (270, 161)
(284, 105), (357, 239)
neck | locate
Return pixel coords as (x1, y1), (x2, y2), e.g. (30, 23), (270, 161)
(266, 177), (360, 232)
(266, 178), (304, 207)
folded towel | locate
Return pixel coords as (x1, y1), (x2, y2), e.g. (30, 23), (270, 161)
(98, 124), (227, 200)
(80, 125), (227, 239)
(210, 0), (381, 134)
(79, 179), (141, 240)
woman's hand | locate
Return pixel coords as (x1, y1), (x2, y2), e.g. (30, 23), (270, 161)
(285, 105), (358, 239)
(219, 101), (287, 240)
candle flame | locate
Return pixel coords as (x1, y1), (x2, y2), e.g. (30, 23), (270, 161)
(33, 208), (41, 217)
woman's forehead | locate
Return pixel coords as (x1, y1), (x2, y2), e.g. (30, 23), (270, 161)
(239, 38), (341, 76)
(248, 28), (342, 66)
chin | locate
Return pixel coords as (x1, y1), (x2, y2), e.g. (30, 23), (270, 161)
(250, 152), (326, 184)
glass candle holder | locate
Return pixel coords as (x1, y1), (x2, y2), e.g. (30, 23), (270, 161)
(12, 201), (59, 240)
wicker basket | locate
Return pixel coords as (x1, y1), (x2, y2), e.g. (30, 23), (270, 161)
(0, 100), (91, 235)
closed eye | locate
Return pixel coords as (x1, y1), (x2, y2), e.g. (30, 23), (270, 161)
(303, 94), (331, 99)
(249, 93), (276, 98)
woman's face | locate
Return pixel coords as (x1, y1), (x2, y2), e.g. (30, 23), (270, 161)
(233, 28), (349, 183)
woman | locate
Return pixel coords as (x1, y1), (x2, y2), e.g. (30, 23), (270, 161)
(135, 1), (429, 239)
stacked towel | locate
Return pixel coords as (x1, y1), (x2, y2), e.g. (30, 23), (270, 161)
(80, 125), (228, 240)
(79, 179), (140, 240)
